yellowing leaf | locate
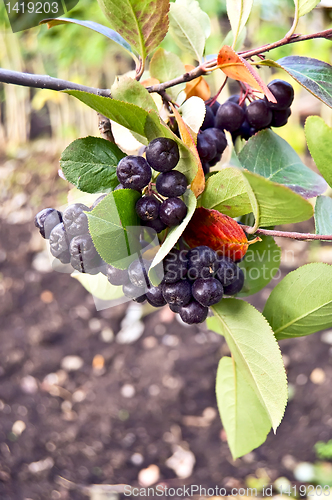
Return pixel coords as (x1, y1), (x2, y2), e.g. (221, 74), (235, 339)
(184, 65), (211, 100)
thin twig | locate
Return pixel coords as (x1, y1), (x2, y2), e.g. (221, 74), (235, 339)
(242, 225), (332, 241)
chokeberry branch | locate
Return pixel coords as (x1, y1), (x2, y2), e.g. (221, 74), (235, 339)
(242, 225), (332, 241)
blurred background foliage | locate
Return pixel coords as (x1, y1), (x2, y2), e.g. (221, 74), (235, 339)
(0, 0), (332, 152)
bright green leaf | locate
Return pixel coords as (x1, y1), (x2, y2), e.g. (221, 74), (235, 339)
(305, 116), (332, 188)
(72, 271), (124, 301)
(297, 0), (320, 17)
(226, 0), (253, 48)
(149, 189), (197, 285)
(263, 263), (332, 340)
(209, 299), (288, 431)
(60, 137), (125, 193)
(97, 0), (169, 59)
(243, 171), (314, 227)
(87, 189), (141, 269)
(216, 356), (271, 459)
(149, 48), (186, 100)
(238, 235), (281, 297)
(315, 196), (332, 235)
(111, 76), (158, 113)
(239, 129), (327, 199)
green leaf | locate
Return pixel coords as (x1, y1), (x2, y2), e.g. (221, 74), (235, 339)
(201, 167), (252, 217)
(261, 57), (332, 109)
(263, 263), (332, 340)
(87, 189), (141, 269)
(305, 116), (332, 188)
(169, 0), (210, 61)
(216, 356), (271, 459)
(97, 0), (169, 59)
(222, 27), (247, 52)
(149, 189), (197, 285)
(239, 129), (327, 199)
(39, 18), (134, 57)
(60, 137), (125, 194)
(72, 271), (124, 301)
(243, 171), (314, 227)
(226, 0), (253, 48)
(297, 0), (320, 17)
(238, 235), (281, 296)
(315, 196), (332, 235)
(111, 76), (158, 113)
(66, 90), (199, 182)
(149, 48), (186, 100)
(209, 299), (288, 431)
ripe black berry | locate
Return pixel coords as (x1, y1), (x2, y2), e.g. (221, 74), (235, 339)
(210, 101), (220, 115)
(187, 246), (219, 280)
(202, 128), (227, 154)
(233, 119), (255, 141)
(201, 105), (215, 130)
(133, 294), (147, 303)
(215, 257), (239, 286)
(271, 108), (291, 127)
(202, 162), (210, 175)
(69, 234), (98, 261)
(266, 79), (294, 110)
(146, 285), (167, 307)
(56, 251), (71, 265)
(179, 300), (208, 324)
(156, 171), (188, 197)
(70, 252), (102, 274)
(35, 208), (62, 239)
(63, 203), (90, 237)
(197, 133), (217, 162)
(159, 198), (187, 226)
(123, 282), (146, 300)
(215, 102), (245, 132)
(128, 259), (149, 288)
(136, 195), (160, 221)
(49, 222), (70, 258)
(162, 280), (192, 307)
(106, 264), (129, 286)
(245, 100), (273, 130)
(223, 268), (245, 295)
(146, 138), (179, 172)
(117, 156), (151, 190)
(169, 303), (181, 313)
(192, 277), (223, 306)
(163, 248), (188, 283)
(142, 217), (167, 234)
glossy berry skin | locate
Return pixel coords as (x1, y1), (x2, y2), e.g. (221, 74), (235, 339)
(201, 105), (215, 130)
(202, 162), (210, 175)
(215, 102), (245, 132)
(63, 203), (90, 237)
(163, 248), (188, 284)
(203, 128), (227, 154)
(179, 300), (208, 324)
(159, 198), (187, 227)
(49, 222), (70, 258)
(187, 246), (219, 280)
(271, 108), (291, 127)
(106, 265), (129, 286)
(133, 294), (147, 303)
(123, 282), (146, 300)
(210, 101), (220, 115)
(128, 259), (149, 288)
(117, 156), (152, 190)
(35, 208), (62, 239)
(223, 268), (245, 295)
(215, 256), (239, 287)
(234, 119), (255, 141)
(169, 303), (181, 313)
(156, 171), (187, 197)
(266, 79), (294, 110)
(197, 134), (217, 162)
(162, 280), (192, 307)
(245, 100), (273, 130)
(146, 285), (167, 307)
(142, 217), (167, 234)
(136, 195), (160, 221)
(145, 138), (179, 172)
(192, 277), (223, 307)
(209, 153), (222, 168)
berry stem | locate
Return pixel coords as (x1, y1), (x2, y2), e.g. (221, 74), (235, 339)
(242, 225), (332, 242)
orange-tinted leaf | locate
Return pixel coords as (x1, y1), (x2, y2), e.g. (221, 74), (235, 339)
(141, 77), (160, 87)
(183, 207), (249, 261)
(170, 103), (205, 197)
(184, 65), (211, 100)
(217, 46), (277, 103)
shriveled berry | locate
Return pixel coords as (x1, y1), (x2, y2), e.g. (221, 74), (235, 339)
(106, 264), (129, 286)
(56, 250), (71, 265)
(201, 105), (215, 130)
(136, 195), (160, 221)
(162, 280), (192, 307)
(179, 300), (208, 324)
(245, 100), (273, 130)
(215, 256), (239, 286)
(223, 268), (245, 295)
(159, 198), (187, 227)
(163, 248), (188, 283)
(49, 223), (70, 258)
(192, 277), (223, 306)
(156, 171), (187, 197)
(271, 108), (291, 127)
(117, 156), (151, 190)
(128, 259), (150, 288)
(146, 285), (167, 307)
(187, 246), (219, 280)
(146, 138), (179, 172)
(35, 208), (62, 239)
(266, 79), (294, 110)
(215, 102), (245, 132)
(63, 203), (90, 237)
(69, 234), (98, 263)
(70, 252), (102, 274)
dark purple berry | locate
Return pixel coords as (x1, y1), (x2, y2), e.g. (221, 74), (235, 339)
(179, 300), (208, 324)
(133, 294), (147, 303)
(169, 303), (181, 313)
(63, 203), (90, 237)
(49, 222), (70, 258)
(163, 248), (188, 283)
(215, 257), (239, 286)
(35, 208), (62, 239)
(117, 156), (151, 190)
(202, 128), (227, 154)
(142, 218), (167, 234)
(192, 277), (223, 306)
(271, 108), (291, 127)
(106, 265), (129, 286)
(201, 105), (215, 130)
(146, 285), (167, 307)
(215, 102), (245, 132)
(187, 246), (219, 280)
(223, 268), (245, 295)
(210, 101), (220, 115)
(197, 133), (217, 162)
(202, 162), (210, 175)
(136, 195), (160, 221)
(159, 198), (187, 227)
(266, 79), (294, 110)
(156, 171), (188, 197)
(162, 280), (192, 307)
(123, 282), (146, 300)
(146, 138), (179, 172)
(209, 153), (222, 167)
(245, 100), (273, 130)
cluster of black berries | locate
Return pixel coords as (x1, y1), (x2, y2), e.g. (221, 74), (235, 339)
(116, 137), (188, 234)
(35, 202), (105, 273)
(197, 79), (294, 174)
(106, 246), (244, 324)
